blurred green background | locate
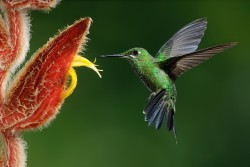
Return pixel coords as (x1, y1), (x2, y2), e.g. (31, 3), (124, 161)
(24, 0), (249, 167)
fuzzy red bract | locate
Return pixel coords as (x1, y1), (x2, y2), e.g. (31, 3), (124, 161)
(2, 18), (91, 131)
(0, 0), (94, 167)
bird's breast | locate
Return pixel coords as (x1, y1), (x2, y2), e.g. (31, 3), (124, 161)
(131, 63), (173, 93)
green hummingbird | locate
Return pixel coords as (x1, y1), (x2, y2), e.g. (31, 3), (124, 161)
(100, 18), (237, 140)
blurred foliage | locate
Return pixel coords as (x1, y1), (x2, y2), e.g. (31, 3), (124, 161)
(24, 0), (249, 167)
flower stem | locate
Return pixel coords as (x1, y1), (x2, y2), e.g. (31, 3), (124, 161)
(0, 131), (26, 167)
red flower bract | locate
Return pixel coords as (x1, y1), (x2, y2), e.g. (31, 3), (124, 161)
(2, 18), (91, 132)
(0, 0), (100, 167)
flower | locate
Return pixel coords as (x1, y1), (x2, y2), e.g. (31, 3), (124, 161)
(0, 0), (101, 166)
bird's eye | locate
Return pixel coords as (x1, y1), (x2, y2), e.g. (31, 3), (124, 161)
(131, 50), (140, 56)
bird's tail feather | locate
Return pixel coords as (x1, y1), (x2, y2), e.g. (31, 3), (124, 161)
(144, 89), (177, 141)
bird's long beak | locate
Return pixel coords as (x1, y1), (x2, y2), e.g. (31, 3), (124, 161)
(99, 54), (124, 58)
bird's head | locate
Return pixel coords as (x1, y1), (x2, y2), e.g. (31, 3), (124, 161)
(100, 48), (151, 63)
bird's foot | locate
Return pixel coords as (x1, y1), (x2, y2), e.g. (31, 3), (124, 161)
(148, 92), (156, 102)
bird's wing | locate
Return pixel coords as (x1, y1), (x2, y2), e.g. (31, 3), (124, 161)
(157, 42), (237, 80)
(155, 18), (207, 62)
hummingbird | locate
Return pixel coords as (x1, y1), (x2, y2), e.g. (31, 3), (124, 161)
(100, 18), (237, 140)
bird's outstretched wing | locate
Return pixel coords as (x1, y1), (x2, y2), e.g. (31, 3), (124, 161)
(155, 18), (207, 62)
(157, 42), (237, 80)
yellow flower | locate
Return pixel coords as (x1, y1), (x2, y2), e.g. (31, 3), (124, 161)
(64, 55), (102, 99)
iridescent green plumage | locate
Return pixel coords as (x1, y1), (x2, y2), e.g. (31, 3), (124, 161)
(101, 18), (237, 140)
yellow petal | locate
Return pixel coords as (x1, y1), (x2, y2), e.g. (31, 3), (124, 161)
(62, 67), (77, 99)
(71, 55), (102, 78)
(62, 55), (102, 99)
